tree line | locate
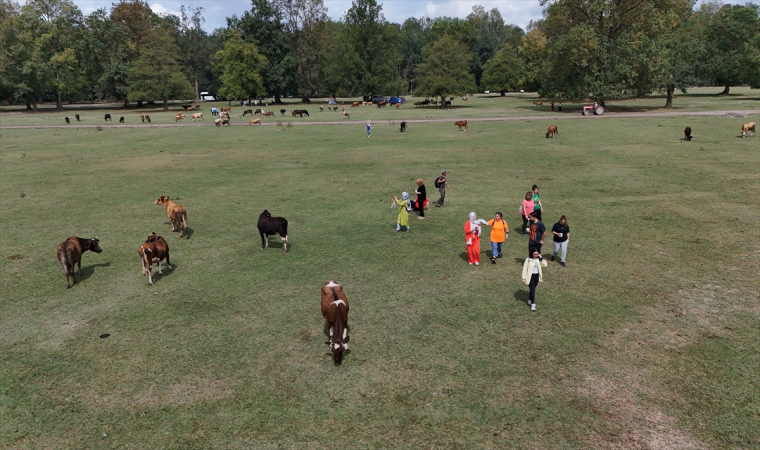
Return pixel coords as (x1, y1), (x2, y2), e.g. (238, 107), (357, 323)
(1, 0), (758, 111)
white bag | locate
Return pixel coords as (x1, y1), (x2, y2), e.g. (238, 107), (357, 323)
(519, 204), (524, 215)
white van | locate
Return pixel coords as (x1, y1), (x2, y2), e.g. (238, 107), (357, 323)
(200, 92), (215, 101)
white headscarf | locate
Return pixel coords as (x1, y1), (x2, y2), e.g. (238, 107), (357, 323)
(402, 192), (409, 200)
(469, 212), (481, 236)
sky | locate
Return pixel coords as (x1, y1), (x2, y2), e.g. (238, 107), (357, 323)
(68, 0), (546, 32)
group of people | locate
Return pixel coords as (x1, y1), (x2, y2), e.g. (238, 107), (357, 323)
(391, 171), (451, 232)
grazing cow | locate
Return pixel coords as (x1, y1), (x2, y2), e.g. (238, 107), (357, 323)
(395, 103), (401, 109)
(363, 101), (371, 106)
(220, 111), (230, 119)
(138, 232), (171, 285)
(455, 120), (468, 131)
(263, 111), (274, 117)
(431, 100), (438, 106)
(145, 115), (151, 123)
(443, 101), (451, 107)
(57, 236), (102, 288)
(421, 100), (429, 106)
(342, 111), (350, 119)
(183, 105), (194, 112)
(249, 118), (261, 126)
(140, 114), (145, 123)
(293, 109), (309, 117)
(154, 196), (188, 238)
(400, 121), (406, 132)
(119, 116), (125, 123)
(104, 114), (112, 121)
(221, 118), (231, 126)
(191, 113), (203, 121)
(413, 102), (422, 107)
(684, 126), (692, 141)
(215, 118), (222, 127)
(75, 114), (80, 121)
(742, 122), (755, 137)
(242, 109), (254, 117)
(280, 109), (287, 116)
(376, 101), (386, 108)
(546, 125), (558, 138)
(222, 107), (231, 113)
(321, 280), (350, 366)
(175, 113), (185, 122)
(351, 102), (360, 107)
(319, 106), (324, 112)
(65, 117), (70, 124)
(461, 96), (468, 101)
(257, 210), (289, 252)
(533, 101), (543, 106)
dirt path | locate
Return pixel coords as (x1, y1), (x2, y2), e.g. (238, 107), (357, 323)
(0, 110), (756, 130)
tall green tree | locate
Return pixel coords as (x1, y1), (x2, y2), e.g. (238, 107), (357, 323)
(214, 30), (268, 99)
(481, 44), (525, 95)
(319, 20), (362, 97)
(399, 17), (431, 94)
(467, 6), (512, 87)
(280, 0), (329, 102)
(415, 35), (477, 105)
(127, 27), (194, 110)
(177, 6), (215, 102)
(706, 3), (760, 94)
(518, 28), (548, 93)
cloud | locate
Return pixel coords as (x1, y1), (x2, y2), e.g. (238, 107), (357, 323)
(149, 2), (181, 18)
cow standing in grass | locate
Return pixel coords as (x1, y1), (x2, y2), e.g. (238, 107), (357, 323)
(257, 210), (289, 251)
(154, 196), (188, 238)
(138, 232), (171, 285)
(321, 280), (350, 366)
(57, 236), (102, 288)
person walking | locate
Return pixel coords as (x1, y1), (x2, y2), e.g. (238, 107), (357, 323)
(520, 191), (534, 236)
(531, 185), (544, 221)
(551, 215), (570, 266)
(522, 250), (543, 311)
(528, 212), (547, 260)
(392, 192), (411, 232)
(551, 101), (555, 111)
(366, 121), (371, 137)
(465, 212), (488, 265)
(558, 101), (562, 111)
(434, 171), (450, 207)
(486, 212), (509, 264)
(413, 179), (427, 219)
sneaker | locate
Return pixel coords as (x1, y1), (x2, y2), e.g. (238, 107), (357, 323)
(491, 258), (496, 264)
(531, 303), (536, 311)
(550, 256), (555, 261)
(474, 262), (479, 266)
(561, 262), (566, 267)
(522, 233), (527, 236)
(469, 263), (473, 265)
(418, 216), (425, 219)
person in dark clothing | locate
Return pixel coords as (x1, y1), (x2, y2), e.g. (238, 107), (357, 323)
(551, 215), (570, 266)
(412, 178), (426, 219)
(434, 171), (450, 207)
(528, 212), (546, 259)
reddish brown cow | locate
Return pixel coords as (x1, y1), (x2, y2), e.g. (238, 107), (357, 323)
(138, 232), (171, 285)
(455, 120), (468, 131)
(175, 113), (185, 122)
(145, 115), (151, 123)
(154, 196), (188, 238)
(57, 236), (102, 288)
(351, 102), (360, 107)
(221, 107), (231, 113)
(321, 280), (350, 366)
(263, 111), (275, 117)
(533, 101), (543, 106)
(546, 125), (558, 138)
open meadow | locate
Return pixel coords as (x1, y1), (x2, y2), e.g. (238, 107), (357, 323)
(1, 97), (759, 448)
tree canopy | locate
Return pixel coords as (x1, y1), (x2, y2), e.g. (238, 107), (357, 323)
(415, 35), (477, 103)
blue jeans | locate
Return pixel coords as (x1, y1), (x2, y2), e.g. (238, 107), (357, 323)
(491, 241), (502, 258)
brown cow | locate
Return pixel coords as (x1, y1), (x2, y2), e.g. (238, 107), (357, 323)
(242, 109), (254, 117)
(75, 114), (80, 121)
(154, 196), (188, 238)
(221, 107), (231, 113)
(249, 118), (261, 126)
(57, 236), (102, 288)
(395, 103), (401, 109)
(546, 125), (558, 138)
(742, 122), (755, 137)
(321, 280), (350, 366)
(140, 114), (145, 123)
(455, 120), (468, 131)
(221, 118), (231, 126)
(191, 113), (203, 121)
(342, 111), (350, 119)
(684, 126), (692, 141)
(533, 101), (543, 106)
(263, 111), (275, 117)
(145, 115), (151, 123)
(413, 102), (422, 106)
(376, 101), (386, 108)
(175, 113), (185, 122)
(183, 105), (194, 112)
(138, 232), (171, 285)
(351, 102), (360, 107)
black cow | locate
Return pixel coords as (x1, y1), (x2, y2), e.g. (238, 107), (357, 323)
(104, 114), (112, 121)
(75, 114), (80, 121)
(119, 116), (124, 123)
(57, 236), (102, 288)
(684, 127), (692, 141)
(65, 117), (70, 124)
(242, 109), (254, 117)
(400, 121), (406, 132)
(292, 109), (309, 117)
(257, 210), (289, 252)
(280, 109), (287, 116)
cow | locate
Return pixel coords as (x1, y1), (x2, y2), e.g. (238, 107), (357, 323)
(74, 114), (80, 121)
(455, 120), (468, 131)
(684, 126), (692, 141)
(154, 196), (188, 238)
(249, 118), (261, 126)
(221, 117), (231, 126)
(280, 109), (287, 116)
(262, 111), (274, 117)
(221, 107), (231, 113)
(421, 100), (430, 106)
(220, 111), (230, 119)
(257, 210), (289, 252)
(319, 106), (324, 112)
(443, 101), (451, 107)
(293, 109), (309, 117)
(242, 109), (254, 117)
(461, 96), (468, 101)
(363, 101), (371, 106)
(140, 114), (145, 123)
(376, 101), (386, 108)
(431, 100), (438, 105)
(145, 115), (151, 123)
(104, 114), (112, 121)
(342, 111), (350, 119)
(191, 113), (203, 121)
(215, 118), (222, 127)
(183, 105), (194, 112)
(351, 102), (360, 107)
(546, 125), (558, 138)
(742, 122), (755, 137)
(119, 116), (125, 123)
(400, 121), (406, 132)
(65, 117), (70, 124)
(395, 103), (401, 109)
(175, 113), (185, 122)
(413, 102), (422, 107)
(57, 236), (103, 288)
(533, 101), (543, 106)
(321, 280), (350, 366)
(138, 232), (171, 285)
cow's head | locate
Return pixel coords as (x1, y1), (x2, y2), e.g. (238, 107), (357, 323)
(145, 232), (160, 243)
(155, 196), (169, 206)
(329, 336), (349, 366)
(88, 237), (103, 253)
(261, 210), (271, 218)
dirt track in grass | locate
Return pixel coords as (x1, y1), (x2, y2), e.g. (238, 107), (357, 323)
(0, 109), (755, 129)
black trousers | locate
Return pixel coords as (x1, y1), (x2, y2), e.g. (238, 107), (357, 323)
(529, 273), (540, 303)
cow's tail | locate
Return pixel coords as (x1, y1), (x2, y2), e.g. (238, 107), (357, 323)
(140, 248), (149, 276)
(59, 248), (73, 277)
(181, 208), (188, 237)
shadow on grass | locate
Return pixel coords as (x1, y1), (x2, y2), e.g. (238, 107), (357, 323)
(77, 262), (111, 283)
(458, 250), (488, 263)
(160, 223), (193, 239)
(146, 262), (177, 285)
(513, 289), (529, 306)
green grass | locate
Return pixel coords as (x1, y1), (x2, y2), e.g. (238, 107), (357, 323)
(1, 103), (759, 448)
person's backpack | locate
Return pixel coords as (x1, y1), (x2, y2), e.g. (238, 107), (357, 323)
(434, 177), (443, 188)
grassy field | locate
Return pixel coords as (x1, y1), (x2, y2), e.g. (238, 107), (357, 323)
(1, 99), (759, 448)
(0, 86), (757, 128)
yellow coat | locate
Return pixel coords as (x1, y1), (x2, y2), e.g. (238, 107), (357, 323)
(396, 199), (409, 227)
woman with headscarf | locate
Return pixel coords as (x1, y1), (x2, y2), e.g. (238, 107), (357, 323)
(412, 179), (427, 219)
(392, 192), (411, 232)
(465, 212), (489, 265)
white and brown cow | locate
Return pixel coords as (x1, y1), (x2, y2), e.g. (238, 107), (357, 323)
(257, 210), (288, 251)
(57, 236), (102, 288)
(154, 196), (188, 238)
(321, 280), (350, 366)
(138, 232), (171, 285)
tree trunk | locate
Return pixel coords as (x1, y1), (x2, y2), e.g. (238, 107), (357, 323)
(273, 94), (282, 104)
(720, 85), (730, 95)
(664, 84), (674, 108)
(123, 98), (129, 108)
(56, 91), (63, 112)
(599, 97), (606, 107)
(136, 101), (143, 108)
(32, 101), (39, 112)
(194, 76), (200, 103)
(163, 99), (169, 111)
(26, 102), (32, 110)
(500, 90), (506, 96)
(301, 94), (311, 103)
